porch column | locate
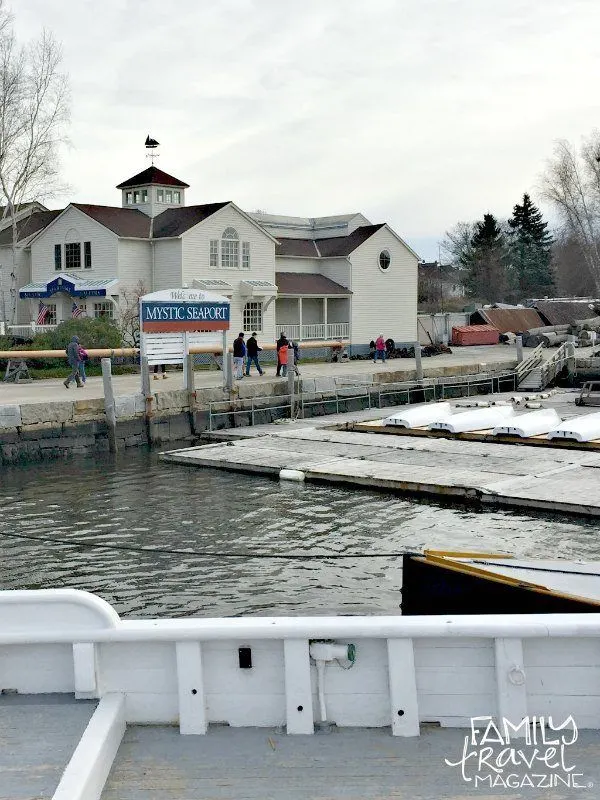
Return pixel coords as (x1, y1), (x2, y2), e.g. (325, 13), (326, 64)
(323, 297), (328, 340)
(298, 297), (303, 342)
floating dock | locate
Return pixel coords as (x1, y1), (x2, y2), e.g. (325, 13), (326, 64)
(161, 415), (600, 517)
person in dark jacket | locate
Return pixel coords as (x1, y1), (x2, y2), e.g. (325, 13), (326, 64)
(289, 341), (301, 376)
(232, 332), (246, 379)
(245, 332), (264, 376)
(64, 336), (83, 388)
(276, 332), (288, 377)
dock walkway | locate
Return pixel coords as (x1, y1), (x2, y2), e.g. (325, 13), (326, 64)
(161, 390), (600, 517)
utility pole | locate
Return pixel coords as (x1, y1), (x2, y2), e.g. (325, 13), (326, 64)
(438, 244), (444, 313)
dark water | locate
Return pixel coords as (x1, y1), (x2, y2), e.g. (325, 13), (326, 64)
(1, 447), (599, 618)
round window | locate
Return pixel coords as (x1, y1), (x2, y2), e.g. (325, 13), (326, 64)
(379, 250), (391, 271)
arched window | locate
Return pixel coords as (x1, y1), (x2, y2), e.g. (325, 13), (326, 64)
(221, 227), (239, 269)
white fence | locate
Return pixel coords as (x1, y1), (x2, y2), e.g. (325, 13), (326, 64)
(417, 313), (470, 345)
(3, 589), (600, 737)
(8, 323), (57, 338)
(142, 332), (223, 366)
(277, 323), (350, 341)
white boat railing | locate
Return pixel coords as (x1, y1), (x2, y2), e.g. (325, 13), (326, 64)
(3, 589), (600, 738)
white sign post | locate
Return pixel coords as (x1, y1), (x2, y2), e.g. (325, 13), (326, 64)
(139, 289), (231, 390)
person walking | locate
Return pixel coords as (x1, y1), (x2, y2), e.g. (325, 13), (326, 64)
(276, 332), (288, 377)
(279, 338), (289, 377)
(153, 364), (167, 380)
(77, 343), (89, 384)
(374, 334), (387, 364)
(245, 332), (264, 376)
(233, 332), (246, 380)
(290, 340), (301, 376)
(64, 335), (83, 388)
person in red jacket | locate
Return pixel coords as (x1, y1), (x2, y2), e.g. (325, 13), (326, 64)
(374, 334), (387, 364)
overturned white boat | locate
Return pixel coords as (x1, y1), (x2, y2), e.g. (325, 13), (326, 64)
(548, 411), (600, 442)
(383, 401), (452, 428)
(429, 404), (515, 433)
(492, 408), (561, 437)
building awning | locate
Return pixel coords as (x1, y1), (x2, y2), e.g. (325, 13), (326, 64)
(191, 278), (234, 296)
(275, 272), (351, 296)
(239, 280), (278, 299)
(20, 273), (118, 299)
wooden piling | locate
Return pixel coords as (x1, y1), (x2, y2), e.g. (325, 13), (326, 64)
(101, 358), (117, 453)
(414, 342), (423, 381)
(185, 354), (196, 435)
(288, 349), (296, 419)
(140, 356), (154, 444)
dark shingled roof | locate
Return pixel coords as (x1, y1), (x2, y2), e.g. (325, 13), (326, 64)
(275, 272), (351, 296)
(73, 204), (152, 238)
(116, 166), (190, 189)
(276, 224), (385, 258)
(533, 300), (600, 326)
(152, 203), (230, 238)
(0, 210), (63, 245)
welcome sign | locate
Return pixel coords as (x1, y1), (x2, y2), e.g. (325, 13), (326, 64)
(140, 289), (231, 333)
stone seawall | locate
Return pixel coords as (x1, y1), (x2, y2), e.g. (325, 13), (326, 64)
(0, 360), (517, 465)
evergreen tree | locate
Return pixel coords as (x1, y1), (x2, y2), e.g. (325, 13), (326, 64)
(508, 193), (554, 298)
(464, 213), (509, 302)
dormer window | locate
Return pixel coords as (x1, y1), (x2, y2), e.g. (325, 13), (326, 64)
(165, 190), (173, 202)
(173, 190), (181, 203)
(126, 191), (132, 204)
(157, 189), (164, 202)
(141, 189), (148, 203)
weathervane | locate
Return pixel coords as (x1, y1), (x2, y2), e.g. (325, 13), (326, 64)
(145, 135), (160, 164)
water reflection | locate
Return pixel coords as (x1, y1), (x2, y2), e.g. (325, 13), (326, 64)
(1, 448), (598, 618)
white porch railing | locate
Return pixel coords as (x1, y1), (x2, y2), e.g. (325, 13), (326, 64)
(277, 322), (349, 341)
(8, 323), (57, 338)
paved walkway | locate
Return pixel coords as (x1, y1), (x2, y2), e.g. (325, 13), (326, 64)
(1, 345), (519, 406)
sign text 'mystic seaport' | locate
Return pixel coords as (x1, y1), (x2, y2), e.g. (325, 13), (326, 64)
(140, 289), (231, 332)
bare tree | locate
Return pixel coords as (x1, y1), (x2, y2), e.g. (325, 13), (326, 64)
(117, 282), (147, 347)
(0, 2), (70, 325)
(540, 132), (600, 292)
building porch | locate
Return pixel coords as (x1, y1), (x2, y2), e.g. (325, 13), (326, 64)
(275, 296), (350, 341)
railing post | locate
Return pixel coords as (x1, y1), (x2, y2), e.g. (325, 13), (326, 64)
(387, 638), (419, 736)
(516, 334), (523, 363)
(101, 358), (117, 453)
(494, 638), (527, 737)
(284, 639), (314, 734)
(176, 641), (207, 734)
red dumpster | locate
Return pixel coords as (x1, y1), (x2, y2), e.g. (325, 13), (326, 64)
(451, 324), (500, 346)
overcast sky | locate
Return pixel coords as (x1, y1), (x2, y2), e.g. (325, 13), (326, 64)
(15, 0), (600, 259)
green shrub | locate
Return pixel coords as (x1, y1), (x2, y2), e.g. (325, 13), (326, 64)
(45, 317), (122, 350)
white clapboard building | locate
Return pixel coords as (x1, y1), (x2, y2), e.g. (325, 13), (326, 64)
(2, 165), (419, 351)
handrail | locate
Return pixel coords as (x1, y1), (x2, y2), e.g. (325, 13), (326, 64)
(541, 342), (568, 385)
(515, 343), (544, 377)
(0, 340), (345, 360)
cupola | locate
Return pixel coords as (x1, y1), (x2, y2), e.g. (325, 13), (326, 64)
(116, 166), (190, 218)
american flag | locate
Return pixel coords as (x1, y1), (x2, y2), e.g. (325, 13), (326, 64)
(71, 302), (83, 318)
(36, 302), (49, 324)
